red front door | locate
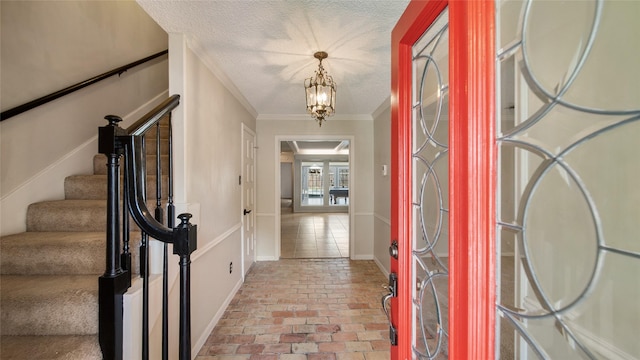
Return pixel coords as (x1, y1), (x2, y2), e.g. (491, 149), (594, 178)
(390, 1), (496, 359)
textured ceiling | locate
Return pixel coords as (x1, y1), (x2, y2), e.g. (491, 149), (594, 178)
(138, 0), (409, 120)
(281, 140), (349, 154)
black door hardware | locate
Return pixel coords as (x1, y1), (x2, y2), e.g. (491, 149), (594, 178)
(382, 272), (398, 346)
(389, 240), (399, 259)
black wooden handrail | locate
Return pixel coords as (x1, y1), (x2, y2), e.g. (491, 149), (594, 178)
(123, 96), (179, 241)
(0, 49), (168, 121)
(127, 94), (180, 136)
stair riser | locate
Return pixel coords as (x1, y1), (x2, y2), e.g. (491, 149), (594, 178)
(27, 201), (167, 232)
(2, 299), (97, 335)
(0, 335), (101, 360)
(65, 175), (169, 200)
(0, 233), (141, 276)
(1, 335), (102, 360)
(93, 154), (170, 175)
(1, 278), (98, 335)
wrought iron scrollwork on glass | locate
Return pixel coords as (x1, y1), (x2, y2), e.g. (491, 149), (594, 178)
(496, 0), (640, 358)
(412, 10), (450, 359)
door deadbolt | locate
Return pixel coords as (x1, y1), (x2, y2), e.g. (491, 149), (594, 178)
(389, 240), (398, 259)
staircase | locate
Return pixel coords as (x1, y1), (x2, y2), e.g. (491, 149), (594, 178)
(0, 123), (169, 359)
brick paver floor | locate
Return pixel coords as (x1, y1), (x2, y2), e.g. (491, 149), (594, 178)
(196, 259), (391, 360)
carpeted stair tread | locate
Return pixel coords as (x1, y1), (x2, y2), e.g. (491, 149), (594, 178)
(26, 199), (163, 232)
(26, 200), (109, 233)
(0, 335), (101, 359)
(0, 118), (172, 357)
(93, 154), (169, 175)
(64, 174), (168, 200)
(0, 275), (98, 335)
(0, 232), (141, 275)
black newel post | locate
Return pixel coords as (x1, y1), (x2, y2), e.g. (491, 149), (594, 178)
(98, 115), (130, 360)
(173, 213), (197, 360)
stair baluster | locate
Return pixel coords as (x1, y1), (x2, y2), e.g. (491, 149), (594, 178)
(152, 120), (165, 360)
(141, 231), (149, 360)
(98, 95), (196, 360)
(122, 159), (132, 281)
(155, 122), (164, 224)
(138, 135), (150, 360)
(163, 117), (174, 360)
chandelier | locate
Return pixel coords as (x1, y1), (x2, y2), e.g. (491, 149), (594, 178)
(304, 51), (336, 127)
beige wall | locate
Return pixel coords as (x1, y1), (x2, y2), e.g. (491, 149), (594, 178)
(373, 100), (392, 274)
(256, 118), (375, 260)
(0, 0), (168, 235)
(154, 34), (257, 357)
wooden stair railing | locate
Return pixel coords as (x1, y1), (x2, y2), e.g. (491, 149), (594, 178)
(98, 94), (197, 360)
(1, 50), (168, 121)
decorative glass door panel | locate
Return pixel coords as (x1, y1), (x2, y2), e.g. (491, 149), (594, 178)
(391, 1), (493, 359)
(412, 9), (450, 359)
(496, 0), (640, 358)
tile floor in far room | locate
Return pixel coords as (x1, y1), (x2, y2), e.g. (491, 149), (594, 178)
(280, 202), (350, 259)
(196, 258), (391, 360)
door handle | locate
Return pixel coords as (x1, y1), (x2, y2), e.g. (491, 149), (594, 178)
(381, 273), (398, 346)
(381, 293), (397, 345)
(243, 209), (252, 215)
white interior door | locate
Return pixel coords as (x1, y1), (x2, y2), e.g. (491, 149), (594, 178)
(241, 124), (256, 277)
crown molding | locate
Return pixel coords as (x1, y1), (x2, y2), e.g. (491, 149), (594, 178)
(372, 95), (391, 119)
(186, 37), (259, 119)
(257, 113), (373, 121)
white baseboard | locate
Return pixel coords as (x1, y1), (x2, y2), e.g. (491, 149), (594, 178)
(192, 277), (244, 358)
(257, 256), (279, 261)
(352, 254), (374, 260)
(374, 257), (390, 278)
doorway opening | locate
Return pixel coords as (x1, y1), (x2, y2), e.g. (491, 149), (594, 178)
(277, 138), (352, 259)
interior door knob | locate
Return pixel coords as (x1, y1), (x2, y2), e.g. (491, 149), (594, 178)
(243, 209), (252, 215)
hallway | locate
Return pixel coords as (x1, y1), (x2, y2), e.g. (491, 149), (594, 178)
(196, 259), (391, 359)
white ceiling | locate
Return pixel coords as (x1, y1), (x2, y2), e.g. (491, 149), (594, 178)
(281, 140), (349, 155)
(137, 0), (409, 121)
